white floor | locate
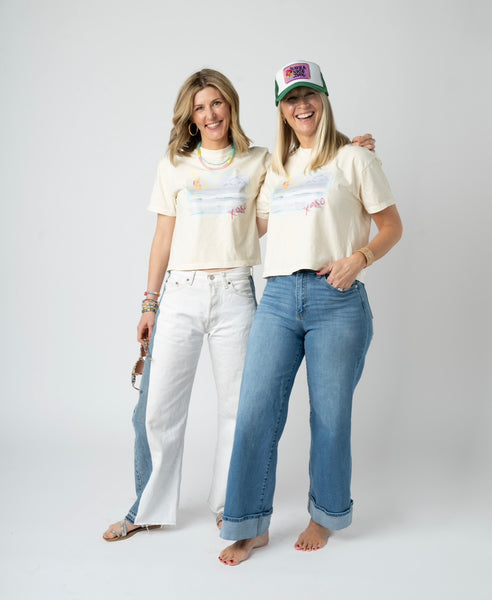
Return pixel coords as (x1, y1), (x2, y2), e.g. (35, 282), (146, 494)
(1, 435), (490, 600)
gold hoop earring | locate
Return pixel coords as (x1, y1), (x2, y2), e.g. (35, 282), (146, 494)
(188, 122), (198, 136)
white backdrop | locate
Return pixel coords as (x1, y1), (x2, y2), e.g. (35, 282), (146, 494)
(1, 1), (491, 598)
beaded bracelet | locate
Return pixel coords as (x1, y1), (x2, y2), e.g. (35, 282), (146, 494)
(142, 298), (159, 313)
(142, 298), (159, 306)
(144, 290), (160, 297)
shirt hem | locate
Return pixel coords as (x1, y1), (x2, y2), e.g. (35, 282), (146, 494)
(168, 258), (261, 271)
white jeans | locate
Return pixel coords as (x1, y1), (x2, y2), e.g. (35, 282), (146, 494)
(134, 267), (256, 525)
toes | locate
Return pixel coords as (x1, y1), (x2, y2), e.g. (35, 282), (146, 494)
(295, 538), (324, 551)
(218, 554), (237, 566)
(103, 526), (119, 540)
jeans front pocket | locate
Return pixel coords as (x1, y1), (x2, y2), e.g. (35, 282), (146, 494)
(323, 276), (358, 294)
(228, 276), (256, 301)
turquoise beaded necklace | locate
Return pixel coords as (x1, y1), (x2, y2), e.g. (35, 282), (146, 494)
(197, 141), (235, 170)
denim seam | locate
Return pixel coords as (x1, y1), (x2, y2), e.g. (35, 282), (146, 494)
(353, 288), (373, 383)
(258, 339), (304, 509)
(357, 284), (373, 320)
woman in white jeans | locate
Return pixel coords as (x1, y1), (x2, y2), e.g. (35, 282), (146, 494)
(103, 68), (374, 541)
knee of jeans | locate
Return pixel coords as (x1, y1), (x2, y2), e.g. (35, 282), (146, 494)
(234, 406), (271, 441)
(311, 403), (351, 434)
(320, 420), (350, 439)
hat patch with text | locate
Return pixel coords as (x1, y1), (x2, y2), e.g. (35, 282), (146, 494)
(284, 63), (311, 84)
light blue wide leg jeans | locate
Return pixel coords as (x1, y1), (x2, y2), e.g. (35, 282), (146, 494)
(125, 308), (157, 524)
(220, 271), (373, 540)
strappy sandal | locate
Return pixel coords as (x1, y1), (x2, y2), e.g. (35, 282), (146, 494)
(216, 511), (224, 529)
(103, 519), (161, 542)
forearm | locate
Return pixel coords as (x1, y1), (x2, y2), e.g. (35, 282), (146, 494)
(320, 205), (402, 288)
(145, 215), (176, 298)
(356, 205), (403, 265)
(146, 247), (169, 295)
(137, 216), (175, 343)
(256, 216), (268, 238)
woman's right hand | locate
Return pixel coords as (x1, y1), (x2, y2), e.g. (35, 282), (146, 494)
(137, 311), (156, 344)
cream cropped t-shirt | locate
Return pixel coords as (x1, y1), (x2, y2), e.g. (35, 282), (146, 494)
(256, 145), (395, 279)
(148, 145), (270, 270)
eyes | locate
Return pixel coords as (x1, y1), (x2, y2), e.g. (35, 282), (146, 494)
(194, 100), (223, 112)
(284, 91), (316, 104)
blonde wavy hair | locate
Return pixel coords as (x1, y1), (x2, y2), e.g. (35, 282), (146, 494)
(168, 69), (251, 165)
(271, 92), (350, 175)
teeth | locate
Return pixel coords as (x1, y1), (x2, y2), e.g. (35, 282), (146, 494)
(297, 112), (314, 120)
(206, 122), (221, 128)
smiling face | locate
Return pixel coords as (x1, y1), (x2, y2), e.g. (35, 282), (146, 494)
(191, 86), (231, 150)
(280, 86), (324, 148)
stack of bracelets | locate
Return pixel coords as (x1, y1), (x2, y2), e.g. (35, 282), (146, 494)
(142, 290), (160, 313)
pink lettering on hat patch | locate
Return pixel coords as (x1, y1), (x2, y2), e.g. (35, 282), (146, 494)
(284, 63), (311, 83)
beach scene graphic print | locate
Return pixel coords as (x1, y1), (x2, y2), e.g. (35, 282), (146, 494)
(271, 171), (333, 216)
(186, 171), (249, 219)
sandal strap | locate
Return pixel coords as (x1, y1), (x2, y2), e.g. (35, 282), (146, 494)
(120, 519), (127, 537)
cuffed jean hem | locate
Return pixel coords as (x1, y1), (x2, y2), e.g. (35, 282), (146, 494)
(220, 512), (272, 541)
(308, 497), (353, 531)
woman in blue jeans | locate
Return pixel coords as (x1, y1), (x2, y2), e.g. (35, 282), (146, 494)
(219, 60), (403, 565)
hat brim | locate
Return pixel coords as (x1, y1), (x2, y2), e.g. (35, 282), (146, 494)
(276, 82), (328, 106)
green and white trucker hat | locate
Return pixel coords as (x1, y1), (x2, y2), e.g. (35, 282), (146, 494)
(275, 60), (329, 105)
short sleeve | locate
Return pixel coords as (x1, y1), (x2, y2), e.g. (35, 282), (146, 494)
(147, 155), (177, 216)
(256, 166), (276, 219)
(358, 154), (395, 214)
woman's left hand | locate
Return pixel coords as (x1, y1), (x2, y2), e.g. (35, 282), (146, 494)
(352, 134), (375, 152)
(318, 253), (366, 290)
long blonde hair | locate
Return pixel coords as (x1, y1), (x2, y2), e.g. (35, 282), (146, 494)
(168, 69), (251, 165)
(271, 93), (350, 175)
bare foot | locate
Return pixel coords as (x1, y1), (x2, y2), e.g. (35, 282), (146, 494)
(216, 512), (223, 530)
(295, 519), (331, 551)
(102, 519), (139, 541)
(219, 531), (269, 566)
